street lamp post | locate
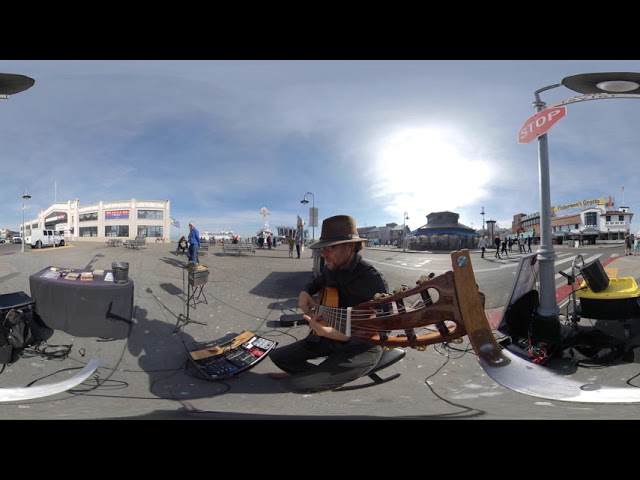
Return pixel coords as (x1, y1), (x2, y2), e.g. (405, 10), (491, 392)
(21, 189), (31, 253)
(300, 192), (315, 243)
(527, 72), (640, 320)
(402, 212), (409, 252)
(480, 206), (485, 233)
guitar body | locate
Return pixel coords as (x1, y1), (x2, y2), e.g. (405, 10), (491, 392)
(319, 287), (339, 309)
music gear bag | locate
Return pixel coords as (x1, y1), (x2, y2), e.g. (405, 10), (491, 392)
(0, 308), (36, 364)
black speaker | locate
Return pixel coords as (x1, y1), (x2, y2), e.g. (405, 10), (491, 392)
(581, 259), (610, 293)
(0, 345), (12, 364)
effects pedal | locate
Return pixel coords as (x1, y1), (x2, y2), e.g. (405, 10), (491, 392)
(189, 331), (277, 380)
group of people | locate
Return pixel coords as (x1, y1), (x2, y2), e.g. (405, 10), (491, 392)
(286, 234), (302, 258)
(478, 235), (532, 259)
(257, 235), (277, 249)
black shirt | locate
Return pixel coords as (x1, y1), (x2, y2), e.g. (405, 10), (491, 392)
(304, 252), (389, 308)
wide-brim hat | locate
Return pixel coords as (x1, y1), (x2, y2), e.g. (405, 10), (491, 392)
(309, 215), (364, 249)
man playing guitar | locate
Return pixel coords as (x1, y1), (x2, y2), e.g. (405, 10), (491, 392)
(269, 215), (390, 393)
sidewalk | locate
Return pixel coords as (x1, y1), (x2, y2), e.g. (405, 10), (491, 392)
(0, 241), (638, 419)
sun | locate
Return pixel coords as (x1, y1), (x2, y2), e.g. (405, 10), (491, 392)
(368, 126), (495, 218)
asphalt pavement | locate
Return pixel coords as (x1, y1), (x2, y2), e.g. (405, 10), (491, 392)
(0, 241), (639, 420)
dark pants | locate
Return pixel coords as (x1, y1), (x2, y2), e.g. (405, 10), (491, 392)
(295, 244), (301, 258)
(269, 336), (383, 393)
(187, 244), (199, 264)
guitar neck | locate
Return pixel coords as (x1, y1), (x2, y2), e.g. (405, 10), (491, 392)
(317, 304), (352, 337)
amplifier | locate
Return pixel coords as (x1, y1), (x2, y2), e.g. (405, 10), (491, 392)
(189, 266), (209, 286)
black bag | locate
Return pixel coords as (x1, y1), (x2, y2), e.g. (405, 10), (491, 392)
(558, 326), (629, 366)
(3, 308), (36, 350)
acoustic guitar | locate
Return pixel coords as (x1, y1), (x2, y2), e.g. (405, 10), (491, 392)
(306, 269), (483, 349)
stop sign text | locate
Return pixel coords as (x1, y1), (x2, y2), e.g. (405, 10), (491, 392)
(518, 106), (567, 144)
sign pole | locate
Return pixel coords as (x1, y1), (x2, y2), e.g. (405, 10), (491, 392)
(533, 89), (560, 319)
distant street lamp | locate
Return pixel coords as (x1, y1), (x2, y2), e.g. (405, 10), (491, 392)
(402, 212), (409, 252)
(480, 206), (486, 232)
(525, 72), (640, 320)
(21, 189), (31, 253)
(300, 192), (315, 243)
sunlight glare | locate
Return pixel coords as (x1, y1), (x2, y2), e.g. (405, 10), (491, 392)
(368, 126), (494, 219)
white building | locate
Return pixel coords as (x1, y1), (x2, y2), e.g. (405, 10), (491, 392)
(20, 198), (171, 243)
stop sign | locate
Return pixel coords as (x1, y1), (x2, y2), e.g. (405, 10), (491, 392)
(518, 106), (567, 144)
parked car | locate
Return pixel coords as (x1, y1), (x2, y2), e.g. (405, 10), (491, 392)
(0, 238), (5, 244)
(12, 237), (22, 244)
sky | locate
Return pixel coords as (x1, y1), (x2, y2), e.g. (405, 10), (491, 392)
(2, 59), (640, 241)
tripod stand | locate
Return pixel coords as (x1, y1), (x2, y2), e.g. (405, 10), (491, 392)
(175, 265), (208, 332)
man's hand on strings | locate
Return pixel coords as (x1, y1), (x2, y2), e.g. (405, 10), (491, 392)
(298, 291), (318, 315)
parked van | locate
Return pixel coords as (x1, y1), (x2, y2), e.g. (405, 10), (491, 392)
(25, 229), (65, 249)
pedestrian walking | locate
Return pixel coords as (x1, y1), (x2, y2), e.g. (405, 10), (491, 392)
(478, 236), (488, 259)
(494, 235), (501, 259)
(295, 233), (302, 259)
(500, 238), (508, 257)
(288, 235), (295, 258)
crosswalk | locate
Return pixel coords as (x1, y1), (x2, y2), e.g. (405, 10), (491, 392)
(481, 249), (621, 283)
(366, 249), (624, 289)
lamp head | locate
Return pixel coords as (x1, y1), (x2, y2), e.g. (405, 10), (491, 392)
(22, 190), (31, 200)
(300, 199), (309, 205)
(562, 72), (640, 95)
(0, 73), (35, 96)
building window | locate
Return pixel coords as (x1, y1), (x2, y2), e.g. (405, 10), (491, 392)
(79, 226), (98, 237)
(79, 212), (98, 222)
(606, 215), (611, 222)
(619, 215), (624, 222)
(585, 212), (597, 227)
(137, 210), (164, 220)
(105, 225), (130, 238)
(138, 226), (163, 238)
